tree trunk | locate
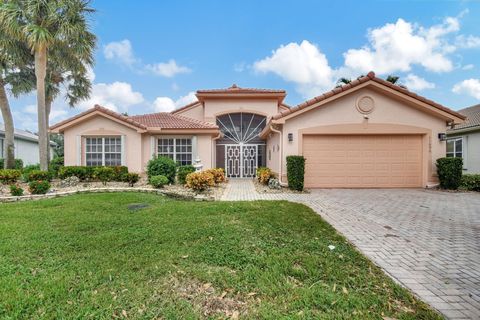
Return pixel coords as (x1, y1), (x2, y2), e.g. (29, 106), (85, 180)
(35, 46), (49, 171)
(0, 81), (15, 169)
(46, 97), (52, 163)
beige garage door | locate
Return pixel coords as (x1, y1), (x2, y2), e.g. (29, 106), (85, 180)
(303, 135), (423, 188)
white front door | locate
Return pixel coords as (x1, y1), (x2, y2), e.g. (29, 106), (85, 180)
(225, 144), (258, 178)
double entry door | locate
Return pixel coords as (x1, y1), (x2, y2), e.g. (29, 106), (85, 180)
(225, 144), (258, 178)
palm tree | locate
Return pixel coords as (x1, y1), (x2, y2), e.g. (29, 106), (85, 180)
(335, 77), (351, 87)
(386, 75), (400, 84)
(0, 0), (96, 170)
(0, 29), (33, 169)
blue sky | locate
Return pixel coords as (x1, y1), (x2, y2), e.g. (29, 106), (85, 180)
(5, 0), (480, 131)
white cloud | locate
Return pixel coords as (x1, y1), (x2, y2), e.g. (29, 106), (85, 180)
(24, 104), (69, 122)
(78, 82), (144, 112)
(455, 35), (480, 49)
(452, 79), (480, 99)
(146, 59), (191, 77)
(103, 39), (137, 66)
(403, 74), (435, 91)
(462, 64), (474, 70)
(253, 40), (335, 97)
(343, 17), (459, 74)
(153, 91), (197, 112)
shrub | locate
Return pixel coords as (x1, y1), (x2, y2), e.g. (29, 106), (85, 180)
(123, 173), (140, 187)
(147, 156), (176, 183)
(49, 157), (64, 177)
(150, 175), (169, 188)
(268, 178), (281, 190)
(286, 156), (305, 191)
(177, 165), (195, 185)
(0, 158), (23, 170)
(256, 167), (273, 185)
(436, 157), (463, 190)
(185, 171), (215, 191)
(28, 180), (51, 195)
(0, 169), (21, 185)
(59, 166), (88, 180)
(111, 166), (128, 181)
(93, 167), (115, 186)
(24, 170), (52, 182)
(205, 168), (226, 184)
(460, 174), (480, 191)
(9, 184), (24, 196)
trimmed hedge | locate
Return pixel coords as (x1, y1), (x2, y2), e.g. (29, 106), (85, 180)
(147, 156), (176, 183)
(93, 167), (115, 185)
(436, 157), (463, 190)
(286, 156), (305, 191)
(49, 157), (64, 177)
(123, 173), (140, 187)
(24, 170), (52, 182)
(461, 174), (480, 191)
(0, 158), (23, 170)
(0, 169), (22, 185)
(58, 166), (128, 182)
(177, 165), (195, 185)
(28, 180), (50, 195)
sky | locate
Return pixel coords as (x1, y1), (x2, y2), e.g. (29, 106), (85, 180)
(3, 0), (480, 131)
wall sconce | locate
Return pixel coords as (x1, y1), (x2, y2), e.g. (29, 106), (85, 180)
(438, 133), (446, 141)
(288, 133), (293, 142)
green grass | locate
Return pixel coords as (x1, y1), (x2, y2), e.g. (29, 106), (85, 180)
(0, 193), (441, 319)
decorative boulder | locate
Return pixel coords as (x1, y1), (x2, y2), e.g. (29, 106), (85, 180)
(268, 178), (281, 190)
(60, 176), (80, 188)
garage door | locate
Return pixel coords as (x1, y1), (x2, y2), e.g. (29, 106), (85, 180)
(303, 135), (423, 188)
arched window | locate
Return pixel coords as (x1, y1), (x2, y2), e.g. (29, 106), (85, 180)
(216, 113), (266, 144)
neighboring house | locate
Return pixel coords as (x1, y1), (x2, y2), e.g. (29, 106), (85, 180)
(50, 72), (465, 188)
(0, 124), (55, 166)
(446, 104), (480, 173)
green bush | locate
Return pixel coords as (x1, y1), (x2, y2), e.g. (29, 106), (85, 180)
(286, 156), (305, 191)
(28, 180), (51, 195)
(49, 157), (64, 177)
(147, 156), (176, 183)
(22, 164), (40, 180)
(177, 165), (195, 185)
(436, 157), (463, 190)
(0, 169), (22, 185)
(185, 171), (215, 191)
(24, 170), (52, 182)
(460, 174), (480, 191)
(59, 166), (88, 180)
(93, 167), (115, 186)
(9, 184), (24, 196)
(123, 173), (140, 187)
(150, 175), (169, 188)
(111, 166), (128, 181)
(0, 158), (23, 169)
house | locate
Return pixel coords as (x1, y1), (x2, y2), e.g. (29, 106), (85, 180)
(50, 72), (465, 188)
(0, 123), (55, 166)
(446, 104), (480, 174)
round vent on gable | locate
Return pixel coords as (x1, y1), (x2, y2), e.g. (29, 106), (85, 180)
(356, 95), (375, 114)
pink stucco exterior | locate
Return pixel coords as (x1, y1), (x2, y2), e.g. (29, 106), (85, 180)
(52, 76), (464, 187)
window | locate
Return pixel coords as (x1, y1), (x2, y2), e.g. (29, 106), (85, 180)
(446, 137), (463, 158)
(157, 138), (192, 166)
(0, 138), (4, 157)
(85, 137), (122, 166)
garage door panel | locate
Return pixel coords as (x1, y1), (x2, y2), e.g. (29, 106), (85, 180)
(303, 134), (423, 188)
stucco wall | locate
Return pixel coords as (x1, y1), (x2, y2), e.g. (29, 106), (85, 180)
(203, 99), (280, 123)
(266, 131), (280, 175)
(63, 115), (143, 172)
(175, 103), (205, 122)
(279, 87), (448, 185)
(449, 130), (480, 174)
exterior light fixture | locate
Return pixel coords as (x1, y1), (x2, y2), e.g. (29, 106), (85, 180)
(288, 133), (293, 142)
(438, 133), (447, 141)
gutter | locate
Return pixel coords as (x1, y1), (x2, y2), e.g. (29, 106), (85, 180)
(269, 125), (287, 187)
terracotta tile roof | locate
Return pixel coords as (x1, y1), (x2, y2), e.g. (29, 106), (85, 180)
(170, 100), (201, 114)
(129, 112), (218, 129)
(50, 105), (147, 130)
(449, 104), (480, 131)
(272, 72), (466, 121)
(50, 104), (218, 132)
(197, 84), (286, 95)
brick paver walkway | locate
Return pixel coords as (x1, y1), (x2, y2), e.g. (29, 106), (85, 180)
(221, 179), (480, 320)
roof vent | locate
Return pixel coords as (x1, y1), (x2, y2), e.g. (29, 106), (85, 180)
(230, 84), (238, 89)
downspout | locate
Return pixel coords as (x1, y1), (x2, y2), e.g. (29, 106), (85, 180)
(269, 125), (287, 186)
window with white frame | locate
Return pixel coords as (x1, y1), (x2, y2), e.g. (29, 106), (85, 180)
(157, 138), (192, 166)
(85, 136), (122, 166)
(446, 137), (463, 158)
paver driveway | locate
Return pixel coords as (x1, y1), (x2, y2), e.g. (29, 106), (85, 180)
(222, 180), (480, 319)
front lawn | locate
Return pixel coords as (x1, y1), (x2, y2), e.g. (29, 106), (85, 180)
(0, 193), (440, 319)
